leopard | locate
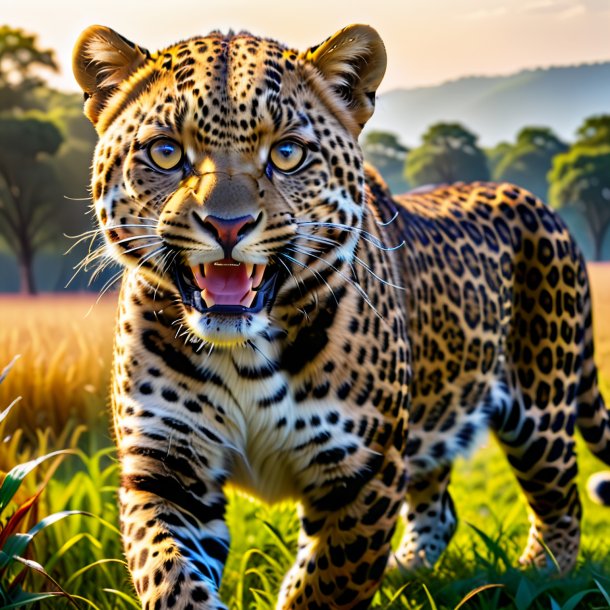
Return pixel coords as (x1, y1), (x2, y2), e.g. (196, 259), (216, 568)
(72, 23), (610, 610)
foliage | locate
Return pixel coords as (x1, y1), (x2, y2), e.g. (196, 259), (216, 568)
(362, 130), (409, 193)
(0, 354), (128, 608)
(44, 96), (97, 201)
(37, 444), (133, 610)
(492, 127), (568, 200)
(405, 123), (490, 187)
(575, 115), (610, 148)
(485, 142), (512, 176)
(0, 26), (57, 112)
(549, 115), (610, 260)
(0, 26), (95, 293)
(0, 112), (65, 294)
(0, 359), (83, 608)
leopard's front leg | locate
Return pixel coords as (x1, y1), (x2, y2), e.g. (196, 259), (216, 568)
(277, 447), (406, 610)
(111, 282), (235, 609)
(117, 408), (230, 610)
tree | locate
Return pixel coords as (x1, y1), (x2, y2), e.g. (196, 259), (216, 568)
(492, 127), (568, 199)
(0, 115), (63, 294)
(405, 122), (489, 187)
(575, 115), (610, 148)
(0, 26), (57, 111)
(362, 130), (409, 193)
(486, 142), (512, 176)
(549, 145), (610, 261)
(548, 115), (610, 261)
(0, 29), (94, 293)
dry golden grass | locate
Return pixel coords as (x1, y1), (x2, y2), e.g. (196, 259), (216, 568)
(0, 293), (116, 450)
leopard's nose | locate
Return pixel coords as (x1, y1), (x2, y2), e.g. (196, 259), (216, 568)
(194, 213), (259, 257)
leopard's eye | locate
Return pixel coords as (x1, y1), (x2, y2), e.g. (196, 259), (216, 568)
(148, 138), (183, 171)
(269, 140), (306, 173)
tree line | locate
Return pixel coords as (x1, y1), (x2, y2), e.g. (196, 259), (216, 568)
(363, 117), (610, 260)
(0, 26), (96, 294)
(0, 25), (608, 294)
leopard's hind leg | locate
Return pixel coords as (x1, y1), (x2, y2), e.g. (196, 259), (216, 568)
(492, 226), (589, 573)
(492, 379), (581, 573)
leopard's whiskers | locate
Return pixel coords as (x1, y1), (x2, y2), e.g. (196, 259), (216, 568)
(286, 244), (387, 323)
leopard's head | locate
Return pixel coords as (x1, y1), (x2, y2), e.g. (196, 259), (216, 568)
(73, 25), (386, 346)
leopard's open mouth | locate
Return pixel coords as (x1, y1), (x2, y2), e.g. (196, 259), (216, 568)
(173, 258), (281, 315)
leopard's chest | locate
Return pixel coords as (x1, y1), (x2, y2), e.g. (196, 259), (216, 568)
(225, 372), (300, 502)
(224, 373), (376, 505)
(113, 284), (407, 506)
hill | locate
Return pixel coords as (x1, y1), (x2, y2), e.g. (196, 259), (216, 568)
(367, 62), (610, 147)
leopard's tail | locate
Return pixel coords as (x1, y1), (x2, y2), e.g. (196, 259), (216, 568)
(575, 256), (610, 505)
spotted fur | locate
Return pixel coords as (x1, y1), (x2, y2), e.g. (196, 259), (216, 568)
(73, 24), (610, 610)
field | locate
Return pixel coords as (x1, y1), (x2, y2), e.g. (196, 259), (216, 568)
(1, 266), (610, 609)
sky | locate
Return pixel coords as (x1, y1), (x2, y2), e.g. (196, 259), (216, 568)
(3, 0), (610, 93)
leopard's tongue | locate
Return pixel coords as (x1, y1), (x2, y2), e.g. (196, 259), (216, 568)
(191, 259), (264, 307)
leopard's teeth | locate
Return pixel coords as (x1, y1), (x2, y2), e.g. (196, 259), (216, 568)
(252, 264), (266, 289)
(245, 263), (254, 277)
(201, 289), (215, 307)
(191, 264), (205, 289)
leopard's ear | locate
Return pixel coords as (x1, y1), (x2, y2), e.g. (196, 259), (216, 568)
(72, 25), (150, 125)
(302, 25), (386, 134)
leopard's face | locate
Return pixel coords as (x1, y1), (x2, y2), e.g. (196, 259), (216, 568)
(75, 27), (386, 346)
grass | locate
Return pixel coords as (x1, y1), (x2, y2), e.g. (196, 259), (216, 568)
(5, 445), (610, 610)
(1, 264), (610, 608)
(219, 450), (610, 609)
(0, 294), (115, 446)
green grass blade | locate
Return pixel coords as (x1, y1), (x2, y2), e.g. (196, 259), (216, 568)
(0, 592), (64, 608)
(0, 397), (20, 425)
(261, 520), (294, 563)
(84, 513), (122, 536)
(558, 589), (596, 610)
(1, 510), (85, 564)
(69, 595), (104, 610)
(245, 567), (273, 594)
(250, 587), (274, 609)
(12, 555), (80, 608)
(534, 536), (561, 574)
(45, 532), (103, 573)
(514, 575), (537, 609)
(454, 584), (505, 610)
(384, 582), (411, 607)
(103, 588), (140, 609)
(548, 596), (561, 610)
(66, 558), (127, 586)
(594, 579), (610, 605)
(466, 522), (512, 569)
(0, 449), (74, 514)
(27, 509), (87, 537)
(247, 548), (283, 573)
(422, 584), (438, 610)
(236, 547), (265, 610)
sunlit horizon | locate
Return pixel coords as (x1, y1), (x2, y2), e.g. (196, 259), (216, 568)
(3, 0), (609, 94)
